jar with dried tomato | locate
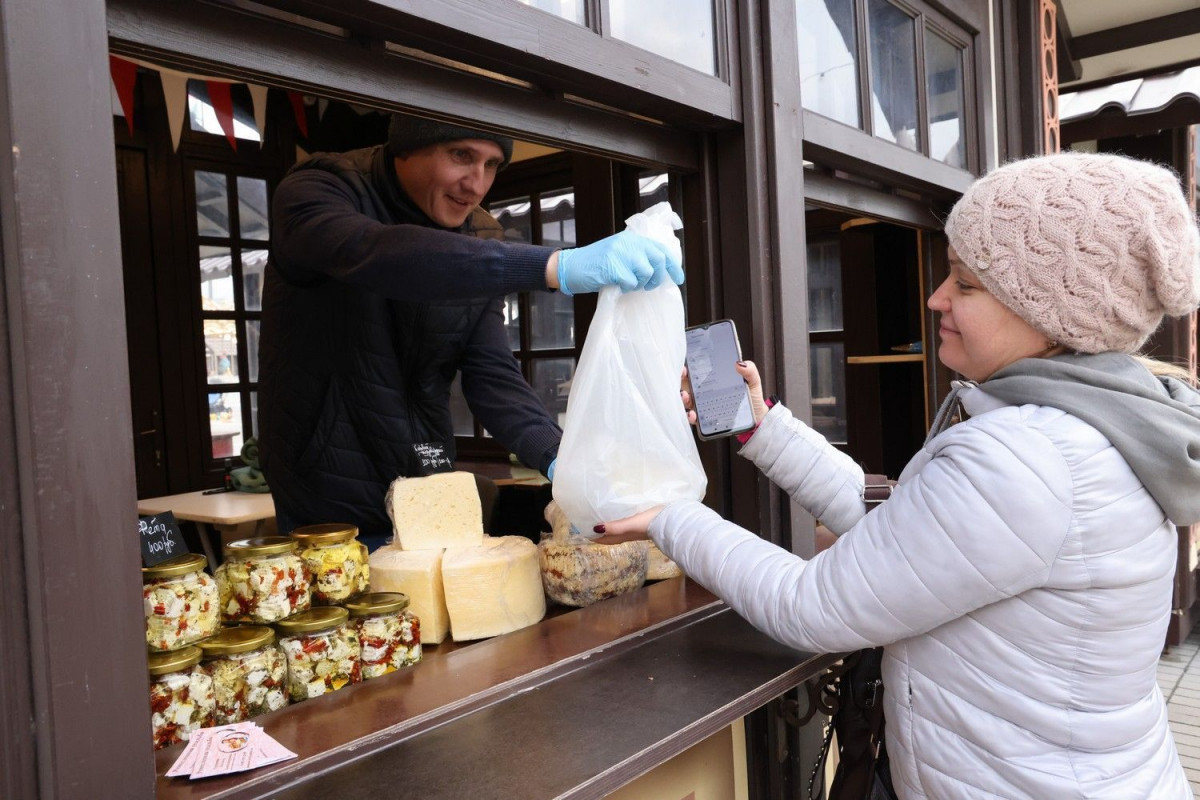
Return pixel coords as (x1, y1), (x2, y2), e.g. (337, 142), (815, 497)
(275, 607), (361, 702)
(143, 552), (220, 652)
(345, 592), (422, 679)
(199, 625), (289, 724)
(215, 537), (311, 624)
(147, 646), (215, 750)
(291, 523), (369, 604)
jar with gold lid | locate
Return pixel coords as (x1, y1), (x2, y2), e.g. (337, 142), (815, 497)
(147, 646), (214, 750)
(215, 537), (311, 624)
(345, 592), (422, 679)
(291, 523), (369, 604)
(275, 607), (361, 701)
(143, 552), (221, 652)
(198, 625), (288, 724)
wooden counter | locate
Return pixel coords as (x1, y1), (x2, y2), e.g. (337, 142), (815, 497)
(155, 578), (839, 799)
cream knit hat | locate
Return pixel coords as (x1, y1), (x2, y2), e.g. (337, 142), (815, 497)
(944, 152), (1200, 353)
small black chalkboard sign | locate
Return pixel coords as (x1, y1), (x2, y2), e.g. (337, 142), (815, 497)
(139, 511), (189, 567)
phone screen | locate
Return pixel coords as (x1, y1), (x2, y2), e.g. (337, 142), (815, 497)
(685, 320), (755, 439)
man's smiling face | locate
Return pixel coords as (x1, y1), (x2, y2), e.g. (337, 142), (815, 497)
(392, 139), (505, 228)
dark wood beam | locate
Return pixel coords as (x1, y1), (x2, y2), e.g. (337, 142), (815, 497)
(1054, 0), (1082, 84)
(1072, 9), (1200, 60)
(1062, 55), (1200, 94)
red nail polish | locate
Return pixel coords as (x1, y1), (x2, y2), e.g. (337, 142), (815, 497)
(736, 361), (746, 367)
(593, 524), (606, 534)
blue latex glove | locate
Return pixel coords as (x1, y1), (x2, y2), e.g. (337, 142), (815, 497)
(547, 458), (557, 482)
(556, 230), (684, 296)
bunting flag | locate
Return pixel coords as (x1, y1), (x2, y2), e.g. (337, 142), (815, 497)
(109, 55), (139, 136)
(287, 91), (308, 138)
(206, 80), (237, 151)
(248, 84), (269, 144)
(159, 70), (189, 152)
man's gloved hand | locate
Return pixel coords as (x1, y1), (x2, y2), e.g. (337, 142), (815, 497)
(556, 230), (684, 296)
(547, 458), (557, 482)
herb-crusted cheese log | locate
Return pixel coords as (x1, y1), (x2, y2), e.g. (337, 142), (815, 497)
(442, 536), (545, 641)
(386, 471), (484, 551)
(367, 546), (450, 644)
(646, 543), (683, 581)
(538, 536), (649, 607)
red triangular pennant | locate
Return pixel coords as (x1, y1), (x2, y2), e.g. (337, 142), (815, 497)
(287, 91), (309, 139)
(206, 80), (237, 151)
(109, 56), (138, 136)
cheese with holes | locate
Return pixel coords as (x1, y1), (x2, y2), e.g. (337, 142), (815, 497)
(367, 546), (450, 644)
(442, 536), (545, 641)
(386, 471), (484, 551)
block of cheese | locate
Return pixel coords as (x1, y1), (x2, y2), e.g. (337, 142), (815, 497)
(441, 536), (545, 641)
(646, 543), (683, 581)
(386, 471), (484, 551)
(367, 545), (450, 644)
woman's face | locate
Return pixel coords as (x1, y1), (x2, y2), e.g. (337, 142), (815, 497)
(927, 247), (1052, 382)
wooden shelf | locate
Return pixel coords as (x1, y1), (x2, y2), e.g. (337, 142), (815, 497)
(846, 354), (924, 365)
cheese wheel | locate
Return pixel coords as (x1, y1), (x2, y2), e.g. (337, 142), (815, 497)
(442, 536), (545, 641)
(646, 543), (683, 581)
(386, 471), (485, 551)
(367, 546), (450, 644)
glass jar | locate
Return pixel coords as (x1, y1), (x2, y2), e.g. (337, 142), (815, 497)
(198, 625), (289, 724)
(143, 553), (221, 652)
(215, 537), (311, 624)
(275, 607), (361, 702)
(147, 646), (214, 750)
(345, 592), (422, 679)
(291, 523), (369, 605)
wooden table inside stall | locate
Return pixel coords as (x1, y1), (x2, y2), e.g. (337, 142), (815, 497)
(137, 490), (277, 567)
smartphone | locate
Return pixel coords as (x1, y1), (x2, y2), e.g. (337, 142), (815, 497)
(684, 319), (755, 440)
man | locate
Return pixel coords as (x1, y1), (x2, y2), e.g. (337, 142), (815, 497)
(259, 112), (682, 549)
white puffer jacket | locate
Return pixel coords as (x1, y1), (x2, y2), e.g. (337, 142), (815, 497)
(650, 385), (1190, 799)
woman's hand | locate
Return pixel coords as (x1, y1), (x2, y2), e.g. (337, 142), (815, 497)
(591, 506), (665, 545)
(736, 360), (770, 426)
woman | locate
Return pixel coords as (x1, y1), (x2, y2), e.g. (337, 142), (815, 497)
(599, 153), (1200, 799)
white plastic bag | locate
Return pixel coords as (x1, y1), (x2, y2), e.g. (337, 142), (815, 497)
(552, 202), (707, 532)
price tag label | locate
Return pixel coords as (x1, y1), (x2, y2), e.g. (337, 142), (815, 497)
(139, 511), (188, 567)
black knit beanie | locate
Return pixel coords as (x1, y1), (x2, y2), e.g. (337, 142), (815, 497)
(386, 112), (513, 166)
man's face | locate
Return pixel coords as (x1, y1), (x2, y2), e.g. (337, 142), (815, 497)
(392, 139), (505, 228)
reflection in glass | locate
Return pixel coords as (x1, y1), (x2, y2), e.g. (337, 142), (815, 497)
(797, 0), (860, 127)
(448, 374), (474, 436)
(540, 190), (576, 249)
(503, 294), (521, 350)
(200, 246), (234, 311)
(639, 172), (670, 210)
(250, 391), (259, 439)
(238, 177), (270, 240)
(195, 171), (230, 237)
(204, 320), (239, 384)
(187, 81), (261, 143)
(208, 391), (244, 459)
(530, 292), (574, 350)
(514, 0), (585, 24)
(532, 358), (576, 428)
(609, 0), (716, 75)
(926, 31), (965, 167)
(810, 342), (847, 444)
(243, 249), (269, 312)
(245, 320), (260, 383)
(807, 240), (843, 332)
(868, 0), (920, 151)
(489, 196), (532, 244)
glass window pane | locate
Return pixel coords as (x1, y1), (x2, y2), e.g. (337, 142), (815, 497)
(807, 240), (843, 332)
(208, 391), (244, 459)
(868, 0), (920, 151)
(503, 294), (521, 350)
(530, 291), (574, 350)
(513, 0), (584, 24)
(926, 31), (965, 168)
(242, 248), (268, 312)
(195, 171), (229, 237)
(200, 246), (234, 311)
(810, 342), (847, 444)
(237, 176), (270, 240)
(205, 320), (239, 384)
(609, 0), (716, 76)
(639, 172), (670, 210)
(245, 320), (260, 383)
(187, 81), (261, 143)
(531, 358), (576, 428)
(250, 391), (259, 439)
(448, 374), (474, 436)
(798, 0), (860, 127)
(539, 190), (576, 248)
(488, 196), (532, 244)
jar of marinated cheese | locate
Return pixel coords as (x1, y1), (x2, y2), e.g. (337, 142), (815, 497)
(143, 553), (221, 652)
(291, 523), (369, 605)
(345, 592), (422, 679)
(198, 626), (289, 724)
(147, 646), (215, 750)
(215, 537), (311, 624)
(275, 607), (361, 702)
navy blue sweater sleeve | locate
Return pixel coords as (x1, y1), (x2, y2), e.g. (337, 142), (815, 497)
(271, 168), (554, 302)
(460, 301), (561, 475)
